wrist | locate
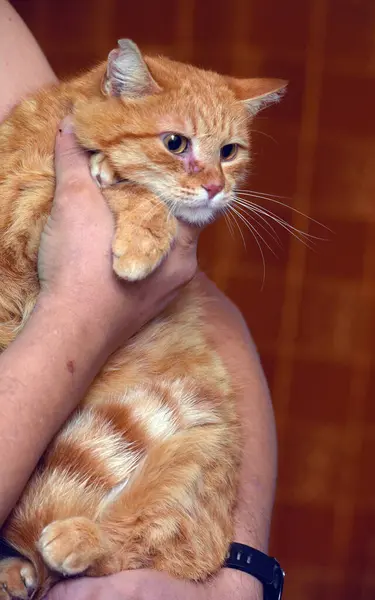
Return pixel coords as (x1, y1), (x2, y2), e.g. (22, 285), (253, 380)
(34, 290), (121, 360)
(29, 293), (114, 382)
(210, 567), (263, 600)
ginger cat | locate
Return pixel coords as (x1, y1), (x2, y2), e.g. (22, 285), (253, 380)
(0, 39), (285, 599)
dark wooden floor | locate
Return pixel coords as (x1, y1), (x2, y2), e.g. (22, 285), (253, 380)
(9, 1), (375, 598)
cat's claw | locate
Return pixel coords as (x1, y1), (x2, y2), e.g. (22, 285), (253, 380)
(0, 557), (37, 599)
(38, 517), (103, 577)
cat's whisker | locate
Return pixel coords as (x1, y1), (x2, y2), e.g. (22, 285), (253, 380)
(228, 205), (267, 288)
(230, 200), (282, 248)
(226, 206), (247, 249)
(233, 197), (320, 246)
(241, 208), (317, 250)
(233, 202), (315, 251)
(222, 210), (235, 239)
(235, 203), (315, 251)
(166, 199), (177, 222)
(230, 209), (247, 248)
(235, 189), (332, 233)
(233, 197), (308, 235)
(231, 206), (277, 259)
(157, 193), (178, 222)
(251, 129), (278, 143)
(236, 188), (291, 200)
(232, 204), (282, 251)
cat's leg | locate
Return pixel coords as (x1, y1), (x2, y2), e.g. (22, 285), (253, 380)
(4, 385), (237, 583)
(64, 379), (240, 583)
(31, 421), (238, 582)
(14, 385), (238, 582)
(2, 403), (141, 585)
(3, 484), (109, 588)
(90, 153), (178, 281)
(111, 190), (178, 281)
(0, 557), (37, 600)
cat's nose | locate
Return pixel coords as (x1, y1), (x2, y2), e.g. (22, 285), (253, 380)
(202, 182), (224, 200)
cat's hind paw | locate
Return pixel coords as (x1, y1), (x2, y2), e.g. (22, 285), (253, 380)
(0, 557), (37, 599)
(38, 517), (104, 577)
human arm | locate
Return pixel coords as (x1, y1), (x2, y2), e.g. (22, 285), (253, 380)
(0, 0), (57, 121)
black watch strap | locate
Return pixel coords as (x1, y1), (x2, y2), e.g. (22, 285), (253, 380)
(224, 542), (285, 600)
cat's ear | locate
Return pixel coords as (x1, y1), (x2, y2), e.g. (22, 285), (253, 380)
(227, 77), (287, 116)
(102, 39), (160, 98)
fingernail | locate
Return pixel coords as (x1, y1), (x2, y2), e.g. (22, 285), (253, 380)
(60, 116), (74, 135)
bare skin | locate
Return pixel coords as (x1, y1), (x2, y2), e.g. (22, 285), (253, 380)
(0, 2), (277, 598)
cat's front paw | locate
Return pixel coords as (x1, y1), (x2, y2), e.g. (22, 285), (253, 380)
(38, 517), (104, 576)
(113, 218), (177, 281)
(90, 152), (119, 188)
(0, 557), (37, 599)
(113, 239), (167, 281)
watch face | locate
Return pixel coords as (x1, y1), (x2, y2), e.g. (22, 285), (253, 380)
(269, 563), (285, 600)
(276, 566), (285, 600)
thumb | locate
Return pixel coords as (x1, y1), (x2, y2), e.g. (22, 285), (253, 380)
(44, 577), (94, 600)
(54, 117), (94, 192)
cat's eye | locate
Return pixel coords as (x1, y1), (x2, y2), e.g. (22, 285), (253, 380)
(220, 143), (238, 162)
(163, 133), (189, 155)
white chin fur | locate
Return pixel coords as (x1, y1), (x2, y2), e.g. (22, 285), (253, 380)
(169, 192), (230, 225)
(172, 205), (216, 225)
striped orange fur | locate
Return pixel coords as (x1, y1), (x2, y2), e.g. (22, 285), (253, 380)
(0, 40), (285, 599)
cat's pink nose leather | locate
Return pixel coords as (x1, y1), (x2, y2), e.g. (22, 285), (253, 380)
(202, 183), (224, 200)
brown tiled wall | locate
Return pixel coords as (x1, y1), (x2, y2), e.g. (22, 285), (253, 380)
(10, 1), (375, 597)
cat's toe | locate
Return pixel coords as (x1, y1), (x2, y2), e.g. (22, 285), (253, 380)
(90, 153), (117, 188)
(112, 230), (173, 281)
(38, 517), (103, 576)
(0, 557), (37, 599)
(113, 253), (162, 281)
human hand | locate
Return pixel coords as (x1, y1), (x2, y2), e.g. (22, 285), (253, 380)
(46, 567), (262, 600)
(37, 117), (199, 357)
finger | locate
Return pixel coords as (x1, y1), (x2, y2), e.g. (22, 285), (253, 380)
(54, 116), (94, 190)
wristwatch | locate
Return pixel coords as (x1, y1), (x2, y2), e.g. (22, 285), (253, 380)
(224, 542), (285, 599)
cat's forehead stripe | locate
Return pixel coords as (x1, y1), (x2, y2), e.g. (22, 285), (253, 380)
(188, 103), (241, 141)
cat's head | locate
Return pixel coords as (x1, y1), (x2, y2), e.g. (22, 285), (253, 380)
(77, 40), (286, 225)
